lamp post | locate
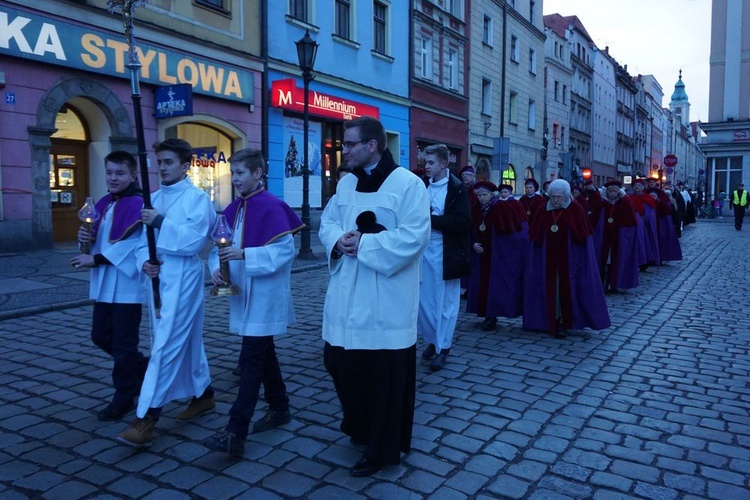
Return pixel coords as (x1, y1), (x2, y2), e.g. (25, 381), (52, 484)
(295, 30), (319, 260)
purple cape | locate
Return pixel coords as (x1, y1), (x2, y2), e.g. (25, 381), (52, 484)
(92, 192), (143, 242)
(592, 210), (641, 290)
(656, 214), (683, 262)
(523, 232), (611, 333)
(466, 222), (528, 319)
(222, 188), (304, 247)
(640, 205), (661, 266)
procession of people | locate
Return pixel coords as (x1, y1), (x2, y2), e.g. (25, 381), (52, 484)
(69, 115), (702, 477)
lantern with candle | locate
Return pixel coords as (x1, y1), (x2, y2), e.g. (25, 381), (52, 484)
(210, 214), (240, 297)
(77, 196), (101, 255)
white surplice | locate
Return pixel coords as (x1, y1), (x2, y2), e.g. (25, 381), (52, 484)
(319, 167), (431, 350)
(135, 177), (215, 416)
(208, 205), (297, 337)
(417, 176), (460, 354)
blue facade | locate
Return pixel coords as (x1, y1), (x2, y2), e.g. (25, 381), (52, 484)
(265, 1), (411, 206)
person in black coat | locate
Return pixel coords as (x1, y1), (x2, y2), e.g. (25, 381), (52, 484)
(417, 143), (472, 371)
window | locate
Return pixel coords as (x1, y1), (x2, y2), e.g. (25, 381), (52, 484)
(552, 123), (560, 144)
(529, 48), (537, 74)
(419, 37), (432, 79)
(509, 91), (518, 123)
(554, 81), (559, 101)
(529, 0), (535, 24)
(528, 100), (536, 130)
(445, 0), (461, 18)
(335, 0), (351, 39)
(560, 126), (565, 145)
(446, 48), (458, 89)
(483, 15), (493, 46)
(373, 1), (388, 54)
(481, 79), (492, 115)
(562, 85), (568, 104)
(510, 35), (519, 62)
(196, 0), (225, 10)
(290, 0), (309, 22)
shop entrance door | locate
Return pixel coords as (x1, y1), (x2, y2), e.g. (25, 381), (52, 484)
(322, 123), (344, 206)
(50, 140), (89, 242)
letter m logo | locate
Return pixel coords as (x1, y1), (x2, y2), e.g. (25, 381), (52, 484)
(277, 89), (292, 106)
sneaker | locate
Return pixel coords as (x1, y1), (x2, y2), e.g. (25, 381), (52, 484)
(203, 431), (245, 457)
(175, 395), (215, 422)
(98, 400), (134, 421)
(116, 416), (156, 448)
(421, 343), (436, 360)
(252, 409), (291, 434)
(430, 352), (448, 371)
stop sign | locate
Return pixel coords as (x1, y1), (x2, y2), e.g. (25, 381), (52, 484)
(663, 154), (678, 167)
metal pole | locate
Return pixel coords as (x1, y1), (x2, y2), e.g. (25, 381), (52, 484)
(298, 70), (314, 259)
(109, 0), (161, 316)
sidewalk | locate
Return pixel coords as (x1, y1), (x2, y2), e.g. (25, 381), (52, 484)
(0, 233), (326, 321)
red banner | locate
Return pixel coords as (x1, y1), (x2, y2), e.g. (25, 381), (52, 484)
(271, 79), (379, 120)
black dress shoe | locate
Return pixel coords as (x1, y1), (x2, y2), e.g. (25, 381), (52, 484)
(98, 400), (134, 421)
(350, 458), (382, 477)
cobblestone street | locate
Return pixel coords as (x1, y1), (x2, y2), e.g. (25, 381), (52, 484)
(1, 220), (749, 499)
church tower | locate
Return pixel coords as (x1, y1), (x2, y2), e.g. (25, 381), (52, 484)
(669, 70), (691, 128)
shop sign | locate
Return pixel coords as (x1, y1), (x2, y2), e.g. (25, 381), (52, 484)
(155, 84), (193, 119)
(270, 79), (379, 120)
(0, 5), (254, 104)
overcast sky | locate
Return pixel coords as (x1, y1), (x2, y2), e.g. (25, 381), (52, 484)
(542, 0), (712, 122)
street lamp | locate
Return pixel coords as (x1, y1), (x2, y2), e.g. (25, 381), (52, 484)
(295, 29), (319, 260)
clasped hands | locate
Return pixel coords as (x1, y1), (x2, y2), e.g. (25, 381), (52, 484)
(336, 230), (361, 257)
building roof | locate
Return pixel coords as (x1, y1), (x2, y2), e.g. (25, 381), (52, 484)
(671, 70), (689, 102)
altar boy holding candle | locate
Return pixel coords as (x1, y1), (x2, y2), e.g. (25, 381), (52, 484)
(203, 148), (304, 456)
(69, 150), (148, 422)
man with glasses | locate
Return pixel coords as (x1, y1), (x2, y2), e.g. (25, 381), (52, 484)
(319, 116), (431, 476)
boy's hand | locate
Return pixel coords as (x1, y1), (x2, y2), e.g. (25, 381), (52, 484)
(141, 208), (161, 226)
(143, 260), (161, 278)
(218, 246), (244, 262)
(211, 269), (226, 286)
(69, 254), (95, 269)
(77, 226), (92, 244)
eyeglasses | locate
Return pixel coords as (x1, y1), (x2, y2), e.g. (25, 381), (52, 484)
(342, 139), (370, 150)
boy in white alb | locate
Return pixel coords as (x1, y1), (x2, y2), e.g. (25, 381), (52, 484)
(116, 138), (216, 448)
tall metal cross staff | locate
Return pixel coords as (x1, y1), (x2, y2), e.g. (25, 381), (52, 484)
(108, 0), (161, 317)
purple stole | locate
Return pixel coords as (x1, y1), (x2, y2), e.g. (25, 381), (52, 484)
(92, 193), (144, 242)
(222, 188), (304, 248)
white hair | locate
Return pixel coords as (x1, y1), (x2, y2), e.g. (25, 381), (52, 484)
(548, 179), (571, 199)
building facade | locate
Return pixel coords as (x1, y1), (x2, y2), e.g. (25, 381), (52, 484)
(0, 0), (262, 251)
(565, 16), (594, 182)
(542, 14), (574, 182)
(700, 0), (750, 197)
(614, 62), (637, 183)
(410, 0), (469, 175)
(468, 0), (545, 192)
(266, 1), (411, 210)
(590, 46), (617, 183)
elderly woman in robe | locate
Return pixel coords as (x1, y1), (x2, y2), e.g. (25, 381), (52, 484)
(522, 179), (611, 337)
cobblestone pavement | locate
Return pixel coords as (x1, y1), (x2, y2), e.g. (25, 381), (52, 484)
(1, 220), (749, 499)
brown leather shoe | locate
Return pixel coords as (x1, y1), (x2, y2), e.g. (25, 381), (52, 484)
(175, 396), (215, 422)
(116, 416), (156, 448)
